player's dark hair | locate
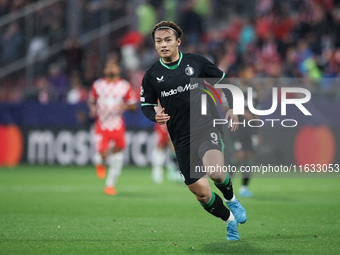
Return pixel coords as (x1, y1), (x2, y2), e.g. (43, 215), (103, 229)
(151, 21), (183, 41)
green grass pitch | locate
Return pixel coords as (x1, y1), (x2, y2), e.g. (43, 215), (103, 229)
(0, 165), (339, 255)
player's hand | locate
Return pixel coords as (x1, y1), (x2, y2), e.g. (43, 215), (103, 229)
(155, 108), (170, 125)
(119, 103), (127, 113)
(89, 105), (96, 118)
(225, 109), (238, 132)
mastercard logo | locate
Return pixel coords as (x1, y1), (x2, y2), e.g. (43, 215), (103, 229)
(0, 124), (23, 167)
(294, 125), (335, 166)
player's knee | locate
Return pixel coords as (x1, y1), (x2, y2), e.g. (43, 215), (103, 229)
(194, 191), (211, 204)
(234, 150), (245, 162)
(209, 173), (225, 183)
(101, 151), (109, 160)
(113, 147), (122, 153)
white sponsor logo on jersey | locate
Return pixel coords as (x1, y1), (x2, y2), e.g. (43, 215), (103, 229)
(156, 76), (164, 83)
(160, 83), (199, 97)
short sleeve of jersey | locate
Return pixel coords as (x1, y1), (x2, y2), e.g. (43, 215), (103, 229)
(195, 54), (225, 80)
(124, 83), (138, 104)
(140, 71), (158, 107)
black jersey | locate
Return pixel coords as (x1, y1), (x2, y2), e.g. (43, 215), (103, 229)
(141, 52), (225, 151)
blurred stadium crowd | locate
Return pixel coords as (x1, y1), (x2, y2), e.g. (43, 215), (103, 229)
(1, 0), (340, 103)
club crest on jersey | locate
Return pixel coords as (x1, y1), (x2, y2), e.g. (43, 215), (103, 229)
(156, 76), (164, 83)
(185, 65), (194, 76)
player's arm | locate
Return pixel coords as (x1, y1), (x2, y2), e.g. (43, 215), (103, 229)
(142, 105), (157, 122)
(155, 108), (170, 125)
(120, 102), (137, 113)
(122, 85), (138, 112)
(126, 103), (137, 111)
(141, 73), (170, 124)
(88, 85), (97, 118)
(200, 55), (239, 131)
(142, 105), (170, 124)
(153, 101), (170, 124)
(222, 86), (239, 132)
(154, 101), (163, 114)
(88, 100), (96, 118)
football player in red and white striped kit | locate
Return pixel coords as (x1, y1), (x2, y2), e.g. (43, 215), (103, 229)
(88, 59), (137, 195)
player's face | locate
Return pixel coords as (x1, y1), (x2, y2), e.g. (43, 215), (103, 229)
(154, 29), (181, 61)
(104, 61), (120, 78)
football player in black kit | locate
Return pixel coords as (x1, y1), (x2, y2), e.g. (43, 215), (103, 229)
(228, 65), (262, 198)
(141, 21), (247, 240)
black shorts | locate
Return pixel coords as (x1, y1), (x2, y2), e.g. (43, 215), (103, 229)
(175, 129), (225, 185)
(230, 125), (258, 152)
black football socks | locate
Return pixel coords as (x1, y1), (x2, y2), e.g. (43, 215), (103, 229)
(200, 192), (230, 221)
(214, 176), (234, 200)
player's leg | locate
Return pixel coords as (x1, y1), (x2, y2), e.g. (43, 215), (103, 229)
(152, 125), (167, 184)
(166, 139), (181, 182)
(233, 148), (245, 170)
(152, 145), (166, 184)
(94, 153), (106, 178)
(203, 149), (233, 199)
(232, 149), (253, 197)
(187, 177), (230, 220)
(239, 131), (257, 197)
(187, 177), (239, 240)
(104, 129), (125, 195)
(202, 149), (247, 224)
(229, 131), (254, 197)
(176, 146), (239, 240)
(94, 128), (109, 179)
(104, 147), (123, 195)
(239, 150), (253, 197)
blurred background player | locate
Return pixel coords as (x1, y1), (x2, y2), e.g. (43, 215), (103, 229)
(152, 122), (168, 183)
(88, 59), (137, 195)
(225, 65), (262, 197)
(152, 105), (181, 184)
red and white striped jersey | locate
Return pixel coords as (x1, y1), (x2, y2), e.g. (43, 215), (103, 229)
(89, 78), (137, 131)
